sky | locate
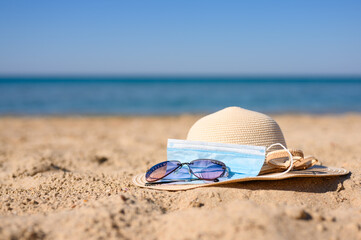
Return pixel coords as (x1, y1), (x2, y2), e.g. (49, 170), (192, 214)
(0, 0), (360, 76)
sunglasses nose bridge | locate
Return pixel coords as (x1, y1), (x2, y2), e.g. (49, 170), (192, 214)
(185, 163), (196, 176)
(174, 163), (192, 174)
(179, 162), (194, 169)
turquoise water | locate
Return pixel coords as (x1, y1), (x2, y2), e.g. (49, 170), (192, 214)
(0, 77), (360, 115)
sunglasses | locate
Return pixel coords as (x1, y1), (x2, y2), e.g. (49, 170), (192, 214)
(145, 159), (227, 183)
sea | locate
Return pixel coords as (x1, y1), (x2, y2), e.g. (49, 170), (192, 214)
(0, 76), (360, 115)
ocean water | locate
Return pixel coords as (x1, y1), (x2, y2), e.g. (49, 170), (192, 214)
(0, 77), (360, 115)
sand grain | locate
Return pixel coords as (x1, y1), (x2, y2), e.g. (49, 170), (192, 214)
(0, 115), (360, 240)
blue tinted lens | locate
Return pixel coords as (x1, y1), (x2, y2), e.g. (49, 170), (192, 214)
(189, 159), (225, 180)
(146, 161), (180, 182)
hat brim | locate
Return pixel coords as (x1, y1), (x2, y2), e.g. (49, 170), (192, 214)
(132, 165), (349, 191)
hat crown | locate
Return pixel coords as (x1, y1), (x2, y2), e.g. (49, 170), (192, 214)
(187, 107), (286, 148)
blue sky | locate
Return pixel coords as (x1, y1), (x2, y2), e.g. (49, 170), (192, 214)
(0, 0), (360, 76)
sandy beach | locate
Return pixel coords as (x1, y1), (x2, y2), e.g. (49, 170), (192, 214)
(0, 114), (360, 240)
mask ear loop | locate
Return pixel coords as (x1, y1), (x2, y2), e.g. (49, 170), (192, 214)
(266, 143), (294, 177)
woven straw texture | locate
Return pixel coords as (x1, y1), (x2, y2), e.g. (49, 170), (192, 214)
(132, 106), (349, 191)
(132, 166), (349, 191)
(187, 106), (287, 148)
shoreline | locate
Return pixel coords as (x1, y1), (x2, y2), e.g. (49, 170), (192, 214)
(0, 112), (361, 117)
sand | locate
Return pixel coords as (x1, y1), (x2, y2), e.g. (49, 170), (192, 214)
(0, 115), (360, 240)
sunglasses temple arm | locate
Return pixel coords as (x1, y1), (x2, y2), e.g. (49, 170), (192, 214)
(145, 179), (194, 186)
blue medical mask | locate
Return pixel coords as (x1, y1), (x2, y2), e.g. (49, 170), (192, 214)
(161, 139), (267, 184)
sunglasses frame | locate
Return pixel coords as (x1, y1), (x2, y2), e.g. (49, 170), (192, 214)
(146, 159), (227, 182)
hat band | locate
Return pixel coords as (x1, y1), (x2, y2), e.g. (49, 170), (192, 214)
(259, 149), (320, 175)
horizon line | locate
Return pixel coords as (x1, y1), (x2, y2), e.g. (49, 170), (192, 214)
(1, 73), (361, 79)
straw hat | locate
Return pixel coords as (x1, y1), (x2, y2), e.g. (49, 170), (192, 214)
(133, 107), (349, 191)
(187, 106), (286, 148)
